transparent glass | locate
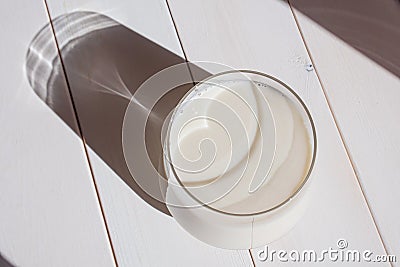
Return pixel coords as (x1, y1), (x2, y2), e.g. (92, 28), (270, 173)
(163, 70), (317, 249)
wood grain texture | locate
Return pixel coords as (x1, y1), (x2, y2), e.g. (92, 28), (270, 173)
(44, 0), (254, 266)
(292, 8), (400, 264)
(167, 0), (390, 266)
(0, 1), (115, 266)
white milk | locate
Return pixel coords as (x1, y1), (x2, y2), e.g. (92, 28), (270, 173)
(164, 74), (314, 249)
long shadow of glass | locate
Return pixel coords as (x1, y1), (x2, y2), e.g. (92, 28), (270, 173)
(288, 0), (400, 77)
(25, 11), (210, 216)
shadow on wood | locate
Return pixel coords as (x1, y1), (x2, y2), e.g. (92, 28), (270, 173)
(25, 11), (209, 216)
(288, 0), (400, 77)
(0, 253), (15, 267)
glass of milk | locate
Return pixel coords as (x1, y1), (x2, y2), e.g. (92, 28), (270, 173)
(162, 70), (316, 249)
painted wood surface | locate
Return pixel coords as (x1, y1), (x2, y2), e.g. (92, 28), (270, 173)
(292, 7), (400, 265)
(0, 0), (115, 266)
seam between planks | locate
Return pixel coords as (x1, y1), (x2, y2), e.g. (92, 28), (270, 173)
(43, 1), (119, 266)
(287, 1), (392, 264)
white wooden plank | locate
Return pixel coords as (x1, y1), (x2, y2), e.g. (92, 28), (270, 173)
(167, 0), (390, 266)
(44, 0), (254, 266)
(0, 1), (115, 266)
(292, 8), (400, 264)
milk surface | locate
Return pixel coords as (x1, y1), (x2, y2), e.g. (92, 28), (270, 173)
(166, 79), (311, 214)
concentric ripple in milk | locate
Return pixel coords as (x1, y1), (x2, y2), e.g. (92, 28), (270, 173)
(165, 78), (312, 215)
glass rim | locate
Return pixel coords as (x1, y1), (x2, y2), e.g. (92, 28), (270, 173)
(165, 69), (317, 217)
